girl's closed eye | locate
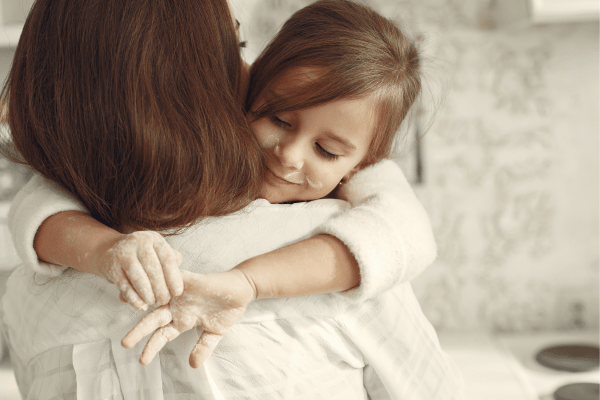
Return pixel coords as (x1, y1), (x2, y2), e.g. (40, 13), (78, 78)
(271, 116), (291, 128)
(316, 143), (339, 161)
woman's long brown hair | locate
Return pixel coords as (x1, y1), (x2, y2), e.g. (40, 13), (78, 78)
(247, 0), (421, 168)
(1, 0), (265, 233)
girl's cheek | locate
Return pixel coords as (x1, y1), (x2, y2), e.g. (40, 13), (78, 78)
(262, 133), (280, 149)
(306, 176), (323, 189)
(251, 120), (278, 149)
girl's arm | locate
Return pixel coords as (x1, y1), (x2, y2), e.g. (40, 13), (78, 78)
(9, 175), (183, 310)
(233, 233), (360, 299)
(9, 174), (89, 277)
(11, 175), (359, 305)
(32, 207), (358, 300)
(33, 211), (183, 310)
(313, 159), (437, 300)
(12, 159), (435, 304)
(233, 159), (436, 302)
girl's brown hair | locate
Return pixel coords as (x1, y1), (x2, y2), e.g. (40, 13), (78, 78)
(1, 0), (265, 233)
(247, 0), (421, 168)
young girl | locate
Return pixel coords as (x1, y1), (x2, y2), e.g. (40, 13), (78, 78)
(129, 2), (461, 394)
(6, 0), (435, 377)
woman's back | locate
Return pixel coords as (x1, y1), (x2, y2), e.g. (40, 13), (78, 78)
(2, 196), (462, 399)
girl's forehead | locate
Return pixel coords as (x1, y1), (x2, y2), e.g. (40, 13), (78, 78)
(268, 66), (325, 95)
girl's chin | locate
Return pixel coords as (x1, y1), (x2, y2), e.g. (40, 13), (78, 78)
(259, 182), (334, 204)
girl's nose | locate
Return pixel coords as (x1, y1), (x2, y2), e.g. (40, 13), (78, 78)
(276, 136), (304, 170)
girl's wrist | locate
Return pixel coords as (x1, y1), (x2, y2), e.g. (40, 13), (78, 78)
(231, 260), (264, 301)
(185, 268), (258, 304)
(88, 232), (126, 278)
(232, 268), (259, 302)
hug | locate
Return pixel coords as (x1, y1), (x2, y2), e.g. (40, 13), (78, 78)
(0, 0), (464, 398)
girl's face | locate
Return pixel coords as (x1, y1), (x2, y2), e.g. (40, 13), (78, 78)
(251, 71), (376, 204)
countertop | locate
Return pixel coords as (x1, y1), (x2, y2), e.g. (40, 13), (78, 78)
(439, 330), (599, 400)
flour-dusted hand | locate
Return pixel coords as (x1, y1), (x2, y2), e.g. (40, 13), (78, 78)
(95, 231), (183, 311)
(121, 269), (256, 368)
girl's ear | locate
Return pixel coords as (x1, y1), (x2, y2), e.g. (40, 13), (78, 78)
(341, 166), (361, 184)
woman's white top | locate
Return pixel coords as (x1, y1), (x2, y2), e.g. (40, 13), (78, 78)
(2, 198), (464, 399)
(7, 160), (437, 301)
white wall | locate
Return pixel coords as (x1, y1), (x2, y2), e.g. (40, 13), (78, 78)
(413, 20), (599, 332)
(0, 47), (17, 270)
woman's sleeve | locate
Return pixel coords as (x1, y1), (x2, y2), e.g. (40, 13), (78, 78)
(8, 174), (88, 276)
(340, 284), (465, 399)
(314, 159), (437, 301)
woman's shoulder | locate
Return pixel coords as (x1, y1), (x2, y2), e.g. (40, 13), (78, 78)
(168, 198), (350, 274)
(249, 197), (350, 210)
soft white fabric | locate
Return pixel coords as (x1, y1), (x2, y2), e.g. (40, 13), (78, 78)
(1, 199), (464, 399)
(317, 159), (437, 300)
(8, 174), (88, 277)
(7, 159), (437, 302)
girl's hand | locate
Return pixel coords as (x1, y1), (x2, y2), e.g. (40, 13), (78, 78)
(95, 231), (183, 311)
(121, 269), (256, 368)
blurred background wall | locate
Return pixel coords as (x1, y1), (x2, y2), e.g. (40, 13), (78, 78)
(1, 0), (598, 334)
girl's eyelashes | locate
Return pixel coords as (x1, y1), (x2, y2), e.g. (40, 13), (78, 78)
(271, 116), (291, 128)
(268, 115), (340, 161)
(316, 143), (339, 161)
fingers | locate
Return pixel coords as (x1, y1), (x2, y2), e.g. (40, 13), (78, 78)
(121, 305), (172, 349)
(139, 324), (182, 365)
(107, 231), (183, 309)
(122, 258), (156, 306)
(137, 245), (170, 305)
(107, 234), (156, 306)
(189, 332), (222, 369)
(113, 269), (148, 311)
(154, 242), (184, 298)
(125, 231), (182, 306)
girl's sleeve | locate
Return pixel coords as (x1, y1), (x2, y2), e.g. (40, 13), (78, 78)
(8, 174), (88, 276)
(314, 159), (437, 302)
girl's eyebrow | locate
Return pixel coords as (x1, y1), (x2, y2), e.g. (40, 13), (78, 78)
(323, 131), (357, 151)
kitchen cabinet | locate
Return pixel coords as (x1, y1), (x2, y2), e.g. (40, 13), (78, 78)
(529, 0), (599, 23)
